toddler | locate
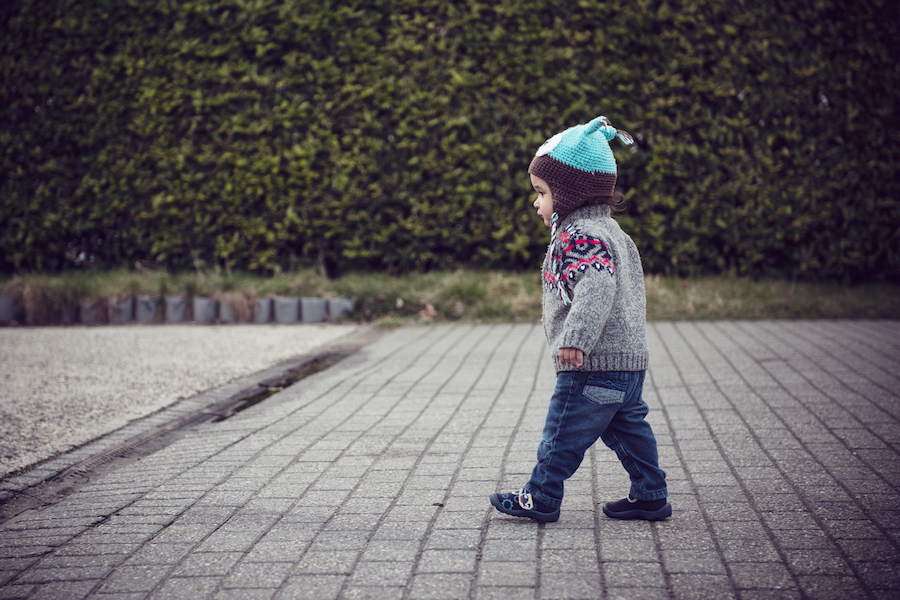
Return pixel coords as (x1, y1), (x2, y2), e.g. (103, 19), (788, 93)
(490, 116), (671, 523)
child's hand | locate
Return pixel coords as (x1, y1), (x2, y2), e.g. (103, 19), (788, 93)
(559, 347), (584, 368)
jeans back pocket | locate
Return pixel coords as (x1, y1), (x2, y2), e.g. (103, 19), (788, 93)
(582, 376), (626, 405)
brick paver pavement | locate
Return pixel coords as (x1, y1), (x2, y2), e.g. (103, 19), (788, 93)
(1, 321), (898, 599)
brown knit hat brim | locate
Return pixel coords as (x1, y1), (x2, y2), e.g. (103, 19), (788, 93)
(529, 154), (617, 219)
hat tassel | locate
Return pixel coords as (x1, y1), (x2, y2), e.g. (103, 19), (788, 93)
(616, 129), (634, 145)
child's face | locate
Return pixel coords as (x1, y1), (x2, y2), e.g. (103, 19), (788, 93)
(530, 173), (554, 227)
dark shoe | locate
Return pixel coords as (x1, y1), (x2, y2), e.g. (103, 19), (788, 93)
(603, 495), (672, 520)
(490, 488), (560, 523)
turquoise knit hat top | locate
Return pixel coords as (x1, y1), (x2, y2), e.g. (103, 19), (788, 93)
(528, 116), (634, 220)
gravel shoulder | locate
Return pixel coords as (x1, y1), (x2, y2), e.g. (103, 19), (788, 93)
(0, 323), (360, 479)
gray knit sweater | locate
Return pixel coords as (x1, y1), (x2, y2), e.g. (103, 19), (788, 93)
(541, 204), (649, 373)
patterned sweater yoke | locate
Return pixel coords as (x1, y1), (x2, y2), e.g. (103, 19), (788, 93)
(542, 204), (649, 373)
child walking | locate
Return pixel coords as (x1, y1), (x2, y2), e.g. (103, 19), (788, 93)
(490, 116), (671, 523)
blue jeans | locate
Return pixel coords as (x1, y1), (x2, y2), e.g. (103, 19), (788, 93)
(525, 370), (667, 509)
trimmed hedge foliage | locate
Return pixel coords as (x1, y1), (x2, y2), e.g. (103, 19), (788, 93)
(2, 0), (899, 280)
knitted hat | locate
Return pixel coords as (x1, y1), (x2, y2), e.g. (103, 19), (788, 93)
(528, 116), (634, 221)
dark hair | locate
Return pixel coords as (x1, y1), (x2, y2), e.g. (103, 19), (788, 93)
(607, 190), (626, 213)
(582, 190), (625, 212)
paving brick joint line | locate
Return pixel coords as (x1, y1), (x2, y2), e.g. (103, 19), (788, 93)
(0, 321), (898, 600)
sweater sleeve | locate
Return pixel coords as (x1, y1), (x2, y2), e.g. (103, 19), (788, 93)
(555, 228), (617, 352)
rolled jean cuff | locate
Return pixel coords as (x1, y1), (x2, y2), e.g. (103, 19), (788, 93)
(631, 485), (668, 502)
(525, 484), (562, 510)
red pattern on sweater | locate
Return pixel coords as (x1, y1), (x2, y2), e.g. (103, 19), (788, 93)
(544, 225), (616, 300)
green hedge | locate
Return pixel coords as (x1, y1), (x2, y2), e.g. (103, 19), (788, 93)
(2, 0), (898, 280)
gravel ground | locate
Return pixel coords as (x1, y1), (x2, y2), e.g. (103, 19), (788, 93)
(0, 323), (359, 479)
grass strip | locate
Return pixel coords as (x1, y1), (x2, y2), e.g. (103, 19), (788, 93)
(1, 269), (897, 325)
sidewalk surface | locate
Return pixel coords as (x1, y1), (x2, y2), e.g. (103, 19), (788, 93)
(0, 324), (361, 478)
(1, 321), (898, 600)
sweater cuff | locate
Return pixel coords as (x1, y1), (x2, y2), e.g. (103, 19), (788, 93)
(560, 330), (594, 353)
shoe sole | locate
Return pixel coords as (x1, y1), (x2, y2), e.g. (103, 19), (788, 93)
(602, 502), (672, 521)
(490, 493), (560, 523)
